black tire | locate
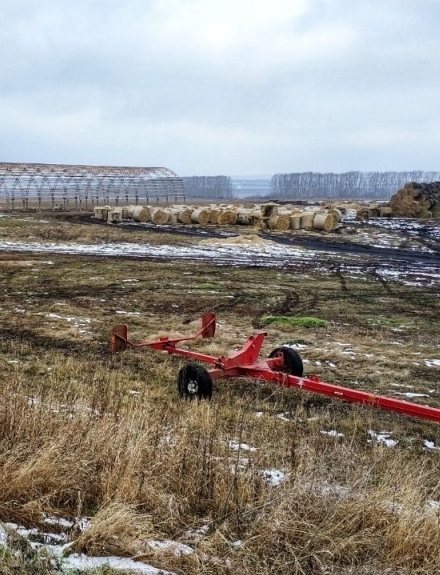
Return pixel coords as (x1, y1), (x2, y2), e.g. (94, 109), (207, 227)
(269, 347), (303, 377)
(177, 362), (213, 400)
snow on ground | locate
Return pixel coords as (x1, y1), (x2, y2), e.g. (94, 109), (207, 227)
(1, 236), (440, 289)
(368, 430), (398, 448)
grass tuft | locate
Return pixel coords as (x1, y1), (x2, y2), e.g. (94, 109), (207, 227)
(260, 315), (330, 328)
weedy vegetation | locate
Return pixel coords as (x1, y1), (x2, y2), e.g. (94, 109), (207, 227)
(0, 213), (440, 574)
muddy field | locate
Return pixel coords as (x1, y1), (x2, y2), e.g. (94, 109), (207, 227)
(1, 211), (440, 575)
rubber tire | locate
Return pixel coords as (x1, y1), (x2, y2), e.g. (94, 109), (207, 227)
(177, 362), (213, 400)
(269, 347), (304, 377)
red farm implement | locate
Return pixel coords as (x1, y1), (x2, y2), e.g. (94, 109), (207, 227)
(110, 312), (440, 424)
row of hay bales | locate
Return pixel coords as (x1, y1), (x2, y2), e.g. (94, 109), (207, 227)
(388, 181), (440, 218)
(94, 203), (342, 232)
(355, 205), (393, 221)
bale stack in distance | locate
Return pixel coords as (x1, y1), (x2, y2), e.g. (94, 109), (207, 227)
(389, 182), (440, 218)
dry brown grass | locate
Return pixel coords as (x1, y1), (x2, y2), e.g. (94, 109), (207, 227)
(0, 214), (440, 573)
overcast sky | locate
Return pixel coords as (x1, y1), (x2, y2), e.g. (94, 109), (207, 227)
(1, 0), (439, 176)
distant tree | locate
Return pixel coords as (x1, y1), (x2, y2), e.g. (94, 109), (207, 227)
(182, 176), (233, 199)
(270, 171), (440, 200)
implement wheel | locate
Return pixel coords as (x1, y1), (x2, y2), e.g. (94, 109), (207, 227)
(269, 347), (303, 377)
(177, 362), (213, 400)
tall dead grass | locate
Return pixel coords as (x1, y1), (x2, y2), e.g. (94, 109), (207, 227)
(1, 216), (440, 573)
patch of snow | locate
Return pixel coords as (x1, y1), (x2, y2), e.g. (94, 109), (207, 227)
(275, 412), (292, 422)
(228, 440), (257, 452)
(147, 540), (194, 556)
(321, 430), (344, 438)
(61, 553), (177, 574)
(394, 392), (430, 399)
(368, 429), (398, 448)
(425, 359), (440, 368)
(261, 469), (287, 486)
(424, 440), (440, 451)
(43, 515), (74, 528)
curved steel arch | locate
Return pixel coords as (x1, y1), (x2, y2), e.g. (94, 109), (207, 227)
(0, 162), (184, 209)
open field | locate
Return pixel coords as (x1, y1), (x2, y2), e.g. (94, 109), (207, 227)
(1, 211), (440, 574)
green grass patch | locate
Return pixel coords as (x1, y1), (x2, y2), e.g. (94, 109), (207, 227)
(195, 283), (222, 290)
(260, 315), (330, 328)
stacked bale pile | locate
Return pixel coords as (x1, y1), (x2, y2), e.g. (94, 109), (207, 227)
(389, 182), (440, 218)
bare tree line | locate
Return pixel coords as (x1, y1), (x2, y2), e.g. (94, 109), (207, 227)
(182, 176), (234, 199)
(270, 171), (440, 200)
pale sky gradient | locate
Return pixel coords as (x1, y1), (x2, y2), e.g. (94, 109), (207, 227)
(1, 0), (439, 176)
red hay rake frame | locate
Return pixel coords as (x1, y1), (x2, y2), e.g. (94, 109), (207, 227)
(111, 312), (440, 424)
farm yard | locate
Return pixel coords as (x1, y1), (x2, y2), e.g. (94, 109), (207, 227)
(1, 209), (440, 575)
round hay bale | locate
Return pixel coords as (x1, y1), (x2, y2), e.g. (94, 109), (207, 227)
(130, 205), (151, 223)
(97, 205), (112, 220)
(209, 209), (220, 224)
(150, 207), (170, 225)
(237, 209), (252, 225)
(251, 215), (265, 231)
(191, 208), (210, 225)
(267, 214), (290, 231)
(300, 211), (315, 229)
(94, 206), (106, 220)
(177, 208), (193, 224)
(164, 209), (179, 224)
(261, 203), (279, 218)
(379, 206), (392, 217)
(328, 208), (342, 224)
(121, 206), (131, 220)
(217, 209), (238, 226)
(290, 214), (301, 230)
(355, 208), (372, 221)
(370, 207), (381, 217)
(107, 207), (122, 224)
(313, 211), (336, 231)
